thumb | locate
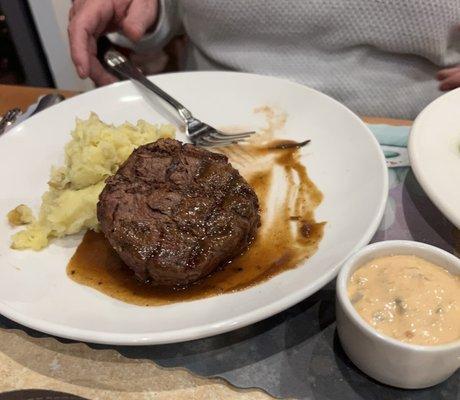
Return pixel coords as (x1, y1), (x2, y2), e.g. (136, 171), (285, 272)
(121, 0), (158, 42)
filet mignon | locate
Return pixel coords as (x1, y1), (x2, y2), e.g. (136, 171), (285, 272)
(97, 138), (260, 286)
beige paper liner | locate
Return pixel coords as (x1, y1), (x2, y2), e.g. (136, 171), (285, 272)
(0, 329), (273, 399)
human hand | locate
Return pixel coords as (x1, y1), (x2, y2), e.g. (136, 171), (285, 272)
(68, 0), (158, 86)
(437, 66), (460, 91)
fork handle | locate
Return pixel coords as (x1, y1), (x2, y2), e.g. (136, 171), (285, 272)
(109, 59), (193, 122)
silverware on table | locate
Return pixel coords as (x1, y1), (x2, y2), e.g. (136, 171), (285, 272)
(32, 93), (65, 116)
(0, 93), (65, 137)
(0, 107), (22, 136)
(104, 50), (255, 147)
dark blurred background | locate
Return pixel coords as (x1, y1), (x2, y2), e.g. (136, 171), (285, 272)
(0, 1), (51, 86)
(0, 5), (24, 85)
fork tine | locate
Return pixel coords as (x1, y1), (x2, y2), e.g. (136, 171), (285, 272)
(199, 137), (239, 145)
(209, 132), (252, 140)
(200, 134), (242, 144)
(200, 141), (246, 148)
(196, 136), (246, 147)
(211, 130), (256, 140)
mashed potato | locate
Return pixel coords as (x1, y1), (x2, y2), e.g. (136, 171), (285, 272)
(11, 113), (174, 250)
(7, 204), (34, 226)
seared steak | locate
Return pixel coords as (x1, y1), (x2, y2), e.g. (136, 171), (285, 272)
(97, 138), (260, 286)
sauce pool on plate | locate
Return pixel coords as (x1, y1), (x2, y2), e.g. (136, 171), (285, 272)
(67, 137), (324, 306)
(348, 255), (460, 346)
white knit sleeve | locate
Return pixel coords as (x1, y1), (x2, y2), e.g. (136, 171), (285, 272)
(107, 0), (181, 52)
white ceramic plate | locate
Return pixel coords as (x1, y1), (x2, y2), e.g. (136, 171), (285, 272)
(409, 88), (460, 229)
(0, 72), (387, 345)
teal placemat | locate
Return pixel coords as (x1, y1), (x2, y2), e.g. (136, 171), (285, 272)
(367, 124), (410, 147)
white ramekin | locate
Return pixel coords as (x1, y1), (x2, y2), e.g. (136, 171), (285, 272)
(336, 240), (460, 389)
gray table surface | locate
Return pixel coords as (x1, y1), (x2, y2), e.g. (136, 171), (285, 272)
(1, 168), (459, 399)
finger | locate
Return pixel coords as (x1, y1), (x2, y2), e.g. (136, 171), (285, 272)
(68, 23), (90, 78)
(439, 71), (460, 91)
(437, 67), (460, 80)
(89, 56), (118, 86)
(69, 0), (86, 19)
(68, 0), (114, 78)
(121, 0), (158, 42)
(68, 5), (75, 22)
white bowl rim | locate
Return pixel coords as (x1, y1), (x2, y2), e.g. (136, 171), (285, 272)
(0, 70), (390, 345)
(408, 87), (460, 229)
(337, 240), (460, 352)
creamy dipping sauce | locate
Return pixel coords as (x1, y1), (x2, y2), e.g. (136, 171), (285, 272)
(348, 255), (460, 346)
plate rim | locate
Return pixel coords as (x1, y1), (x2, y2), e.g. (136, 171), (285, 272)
(0, 71), (388, 345)
(408, 87), (460, 229)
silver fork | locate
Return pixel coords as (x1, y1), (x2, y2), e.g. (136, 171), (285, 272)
(104, 50), (255, 147)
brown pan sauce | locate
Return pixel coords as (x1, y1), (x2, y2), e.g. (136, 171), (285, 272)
(67, 108), (324, 305)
